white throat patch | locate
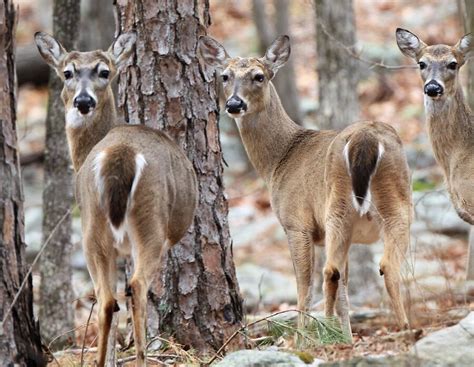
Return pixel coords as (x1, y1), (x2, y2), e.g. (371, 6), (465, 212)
(66, 108), (93, 128)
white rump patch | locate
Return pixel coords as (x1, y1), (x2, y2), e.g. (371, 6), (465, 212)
(112, 153), (147, 246)
(343, 139), (351, 175)
(92, 151), (106, 201)
(352, 190), (372, 216)
(130, 154), (147, 200)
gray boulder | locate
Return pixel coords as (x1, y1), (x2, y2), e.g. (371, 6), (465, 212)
(214, 350), (308, 367)
(411, 311), (474, 366)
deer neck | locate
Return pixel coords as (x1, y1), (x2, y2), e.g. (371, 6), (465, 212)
(66, 88), (118, 171)
(424, 85), (473, 172)
(236, 83), (302, 183)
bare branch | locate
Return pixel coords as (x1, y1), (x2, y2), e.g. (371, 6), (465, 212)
(317, 20), (418, 71)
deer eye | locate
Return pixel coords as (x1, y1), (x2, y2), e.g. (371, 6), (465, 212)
(99, 70), (110, 79)
(63, 70), (73, 79)
(221, 74), (229, 82)
(254, 74), (264, 82)
(418, 61), (427, 70)
(447, 61), (458, 70)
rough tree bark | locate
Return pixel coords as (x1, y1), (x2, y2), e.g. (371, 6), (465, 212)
(115, 0), (243, 352)
(39, 0), (80, 348)
(459, 0), (474, 281)
(252, 0), (302, 123)
(314, 0), (360, 129)
(0, 1), (45, 365)
(314, 0), (380, 306)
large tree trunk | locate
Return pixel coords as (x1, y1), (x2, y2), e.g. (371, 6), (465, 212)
(39, 0), (80, 348)
(252, 0), (302, 124)
(459, 0), (474, 281)
(0, 1), (45, 365)
(314, 0), (360, 129)
(115, 0), (243, 353)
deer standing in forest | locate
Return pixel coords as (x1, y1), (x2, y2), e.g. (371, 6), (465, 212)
(35, 32), (198, 366)
(199, 35), (412, 338)
(396, 29), (474, 225)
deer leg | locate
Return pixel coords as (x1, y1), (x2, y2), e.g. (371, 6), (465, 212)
(129, 228), (167, 367)
(287, 230), (314, 331)
(379, 216), (410, 329)
(83, 228), (118, 367)
(323, 221), (352, 341)
(335, 261), (352, 342)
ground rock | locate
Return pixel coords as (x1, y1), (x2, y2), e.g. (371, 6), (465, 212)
(214, 350), (308, 367)
(411, 311), (474, 366)
(236, 263), (297, 309)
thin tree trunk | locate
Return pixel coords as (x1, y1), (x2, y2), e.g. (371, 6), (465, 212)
(0, 1), (45, 365)
(459, 0), (474, 280)
(79, 0), (116, 51)
(39, 0), (80, 348)
(273, 0), (302, 124)
(115, 0), (243, 353)
(314, 0), (360, 129)
(314, 0), (379, 312)
(252, 0), (302, 123)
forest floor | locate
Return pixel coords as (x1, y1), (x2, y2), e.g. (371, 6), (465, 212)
(14, 0), (474, 366)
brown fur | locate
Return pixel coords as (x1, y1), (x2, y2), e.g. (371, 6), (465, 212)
(200, 36), (412, 335)
(36, 32), (198, 366)
(397, 29), (474, 224)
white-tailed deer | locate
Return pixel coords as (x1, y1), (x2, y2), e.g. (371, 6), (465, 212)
(35, 32), (198, 366)
(199, 35), (412, 337)
(396, 28), (474, 225)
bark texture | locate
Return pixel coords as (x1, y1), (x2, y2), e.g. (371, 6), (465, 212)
(0, 1), (45, 365)
(460, 0), (474, 280)
(314, 0), (360, 129)
(115, 0), (243, 352)
(252, 0), (302, 123)
(39, 0), (80, 347)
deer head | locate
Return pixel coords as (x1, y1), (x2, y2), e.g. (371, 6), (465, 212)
(198, 35), (291, 117)
(396, 28), (474, 99)
(35, 32), (136, 127)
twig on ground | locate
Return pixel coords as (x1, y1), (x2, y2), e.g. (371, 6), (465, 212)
(81, 299), (97, 367)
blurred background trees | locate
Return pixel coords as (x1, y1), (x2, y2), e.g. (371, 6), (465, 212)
(38, 0), (80, 348)
(0, 1), (44, 365)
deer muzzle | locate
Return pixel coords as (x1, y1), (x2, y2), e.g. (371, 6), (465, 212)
(74, 93), (97, 114)
(226, 95), (247, 114)
(424, 80), (444, 98)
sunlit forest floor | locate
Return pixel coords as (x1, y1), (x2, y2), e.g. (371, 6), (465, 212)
(13, 0), (474, 365)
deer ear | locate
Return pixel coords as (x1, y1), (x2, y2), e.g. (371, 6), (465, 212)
(454, 33), (474, 60)
(396, 28), (426, 59)
(108, 32), (136, 69)
(198, 36), (229, 69)
(261, 35), (290, 78)
(34, 31), (67, 68)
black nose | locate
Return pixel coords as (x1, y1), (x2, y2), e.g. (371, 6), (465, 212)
(226, 96), (247, 114)
(74, 94), (96, 114)
(424, 81), (444, 97)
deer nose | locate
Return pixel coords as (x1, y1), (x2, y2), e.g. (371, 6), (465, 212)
(226, 95), (247, 114)
(74, 93), (96, 114)
(424, 81), (444, 97)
